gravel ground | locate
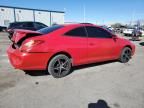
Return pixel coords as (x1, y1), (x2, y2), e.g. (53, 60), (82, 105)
(0, 32), (144, 108)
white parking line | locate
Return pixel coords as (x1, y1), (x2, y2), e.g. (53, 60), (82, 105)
(1, 59), (9, 63)
(1, 54), (7, 57)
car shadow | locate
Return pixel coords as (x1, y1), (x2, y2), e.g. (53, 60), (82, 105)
(139, 42), (144, 46)
(88, 99), (110, 108)
(24, 70), (49, 76)
(72, 60), (117, 71)
(24, 60), (118, 77)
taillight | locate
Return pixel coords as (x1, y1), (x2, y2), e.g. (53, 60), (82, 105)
(25, 40), (44, 47)
(20, 40), (44, 52)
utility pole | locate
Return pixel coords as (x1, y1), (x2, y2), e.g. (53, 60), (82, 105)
(131, 10), (135, 26)
(64, 8), (66, 24)
(83, 4), (86, 23)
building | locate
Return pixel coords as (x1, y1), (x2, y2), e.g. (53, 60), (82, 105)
(0, 5), (65, 27)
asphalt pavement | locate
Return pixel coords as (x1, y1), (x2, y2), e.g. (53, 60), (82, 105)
(0, 32), (144, 108)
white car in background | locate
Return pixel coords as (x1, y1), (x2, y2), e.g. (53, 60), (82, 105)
(140, 30), (144, 36)
(108, 27), (114, 31)
(123, 28), (134, 36)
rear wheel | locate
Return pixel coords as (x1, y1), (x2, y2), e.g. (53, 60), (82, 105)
(48, 54), (71, 78)
(119, 47), (132, 63)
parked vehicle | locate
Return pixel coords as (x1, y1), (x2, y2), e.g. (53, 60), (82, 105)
(7, 23), (135, 78)
(123, 28), (134, 36)
(140, 29), (144, 36)
(100, 25), (115, 33)
(108, 27), (114, 31)
(114, 27), (123, 33)
(7, 21), (48, 39)
(131, 28), (141, 41)
(0, 26), (7, 32)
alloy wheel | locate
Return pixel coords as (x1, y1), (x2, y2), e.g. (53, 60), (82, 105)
(48, 54), (71, 78)
(120, 47), (132, 63)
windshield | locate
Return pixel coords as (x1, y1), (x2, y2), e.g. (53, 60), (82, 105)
(37, 25), (64, 34)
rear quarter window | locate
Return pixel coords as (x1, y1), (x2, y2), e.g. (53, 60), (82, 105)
(64, 27), (87, 37)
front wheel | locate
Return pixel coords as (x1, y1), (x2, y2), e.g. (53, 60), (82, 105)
(119, 47), (132, 63)
(48, 54), (71, 78)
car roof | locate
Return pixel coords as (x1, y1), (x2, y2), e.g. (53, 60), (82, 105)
(9, 21), (44, 24)
(62, 23), (97, 27)
(57, 23), (113, 33)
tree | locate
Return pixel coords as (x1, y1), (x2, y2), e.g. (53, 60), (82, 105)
(111, 23), (123, 28)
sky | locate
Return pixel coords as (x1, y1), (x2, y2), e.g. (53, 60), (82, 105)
(0, 0), (144, 25)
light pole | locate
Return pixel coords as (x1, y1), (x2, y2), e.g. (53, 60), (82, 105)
(83, 4), (86, 23)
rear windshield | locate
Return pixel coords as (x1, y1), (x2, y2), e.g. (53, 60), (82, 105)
(38, 25), (64, 34)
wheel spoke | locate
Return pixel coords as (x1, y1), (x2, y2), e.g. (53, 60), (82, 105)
(58, 67), (62, 76)
(125, 54), (130, 60)
(57, 59), (61, 65)
(123, 55), (126, 62)
(123, 53), (130, 62)
(127, 51), (131, 57)
(54, 66), (60, 70)
(61, 66), (68, 71)
(62, 60), (69, 67)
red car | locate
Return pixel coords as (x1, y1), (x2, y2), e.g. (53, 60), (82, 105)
(7, 23), (135, 78)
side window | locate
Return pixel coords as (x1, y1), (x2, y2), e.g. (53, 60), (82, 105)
(65, 27), (87, 37)
(22, 22), (34, 28)
(86, 26), (112, 38)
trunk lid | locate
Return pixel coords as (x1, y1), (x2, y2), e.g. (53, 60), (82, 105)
(12, 29), (43, 47)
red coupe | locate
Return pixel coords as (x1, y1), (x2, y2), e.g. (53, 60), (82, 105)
(7, 23), (135, 78)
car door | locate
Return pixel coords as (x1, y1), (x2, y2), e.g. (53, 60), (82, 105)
(63, 26), (88, 65)
(86, 26), (117, 62)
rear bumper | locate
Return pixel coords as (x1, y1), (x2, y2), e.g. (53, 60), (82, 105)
(7, 45), (52, 70)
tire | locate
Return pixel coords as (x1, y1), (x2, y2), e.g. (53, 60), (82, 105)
(119, 47), (132, 63)
(48, 54), (71, 78)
